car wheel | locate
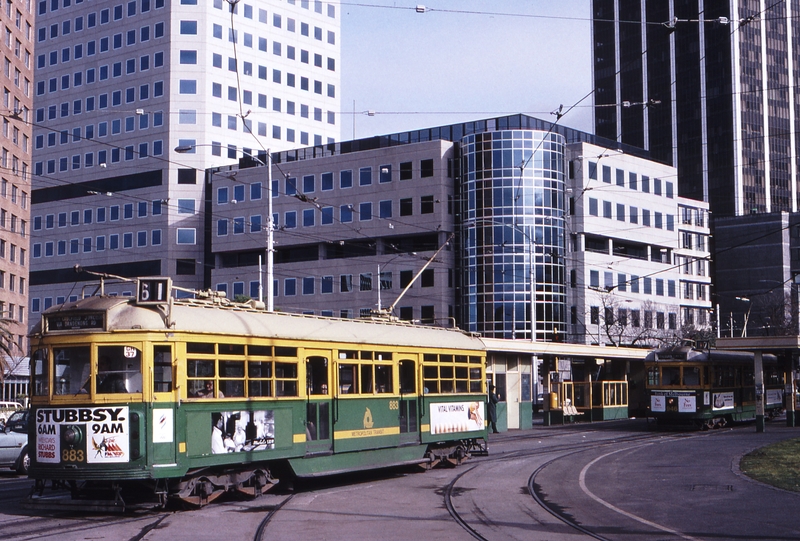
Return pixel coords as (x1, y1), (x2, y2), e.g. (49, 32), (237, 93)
(17, 449), (29, 475)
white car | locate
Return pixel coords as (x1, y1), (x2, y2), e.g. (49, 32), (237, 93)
(0, 401), (23, 425)
(0, 410), (29, 475)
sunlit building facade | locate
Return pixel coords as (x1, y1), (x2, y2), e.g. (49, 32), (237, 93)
(29, 0), (341, 318)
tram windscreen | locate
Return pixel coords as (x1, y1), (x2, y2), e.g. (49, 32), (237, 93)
(53, 346), (91, 395)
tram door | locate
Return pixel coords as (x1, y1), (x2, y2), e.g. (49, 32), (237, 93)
(398, 358), (420, 445)
(305, 354), (332, 455)
(151, 344), (176, 464)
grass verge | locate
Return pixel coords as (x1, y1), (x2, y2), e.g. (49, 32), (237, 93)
(740, 438), (800, 492)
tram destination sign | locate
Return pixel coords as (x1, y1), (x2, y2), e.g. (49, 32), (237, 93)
(45, 312), (105, 331)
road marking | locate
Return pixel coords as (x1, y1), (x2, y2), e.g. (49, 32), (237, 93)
(578, 446), (701, 541)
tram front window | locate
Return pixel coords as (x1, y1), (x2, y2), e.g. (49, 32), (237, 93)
(97, 345), (143, 393)
(662, 367), (681, 386)
(53, 346), (91, 395)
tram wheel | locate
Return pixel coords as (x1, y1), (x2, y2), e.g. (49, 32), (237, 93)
(176, 477), (225, 508)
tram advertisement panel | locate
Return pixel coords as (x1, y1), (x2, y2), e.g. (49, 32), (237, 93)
(211, 410), (275, 454)
(429, 401), (485, 434)
(651, 391), (696, 413)
(712, 392), (734, 411)
(35, 407), (130, 464)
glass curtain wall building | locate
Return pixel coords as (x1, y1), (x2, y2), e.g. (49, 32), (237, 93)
(460, 130), (566, 341)
(593, 0), (800, 217)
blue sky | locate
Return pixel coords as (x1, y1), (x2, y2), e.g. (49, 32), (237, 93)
(340, 1), (593, 139)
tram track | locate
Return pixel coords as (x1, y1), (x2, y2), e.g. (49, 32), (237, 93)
(252, 494), (294, 541)
(444, 426), (741, 540)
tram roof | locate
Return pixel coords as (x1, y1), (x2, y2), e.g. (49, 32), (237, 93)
(34, 296), (487, 352)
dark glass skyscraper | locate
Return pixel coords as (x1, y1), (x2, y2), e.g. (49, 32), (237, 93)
(593, 0), (799, 218)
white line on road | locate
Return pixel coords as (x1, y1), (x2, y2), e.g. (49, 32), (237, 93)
(578, 445), (702, 541)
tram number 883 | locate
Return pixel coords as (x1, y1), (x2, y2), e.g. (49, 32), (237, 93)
(62, 449), (85, 462)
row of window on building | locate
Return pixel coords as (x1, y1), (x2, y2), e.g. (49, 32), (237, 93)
(215, 160), (439, 206)
(587, 161), (675, 199)
(35, 139), (164, 174)
(587, 197), (676, 231)
(34, 200), (166, 231)
(217, 269), (439, 300)
(586, 306), (679, 331)
(33, 229), (164, 258)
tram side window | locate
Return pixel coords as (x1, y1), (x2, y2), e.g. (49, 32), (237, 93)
(469, 367), (482, 392)
(32, 348), (50, 396)
(647, 366), (659, 386)
(422, 353), (482, 394)
(339, 363), (358, 394)
(219, 360), (245, 397)
(275, 362), (298, 396)
(423, 365), (439, 393)
(249, 361), (273, 397)
(714, 365), (736, 388)
(153, 345), (173, 392)
(97, 345), (142, 394)
(53, 346), (91, 395)
(360, 364), (373, 393)
(374, 365), (392, 393)
(188, 359), (216, 397)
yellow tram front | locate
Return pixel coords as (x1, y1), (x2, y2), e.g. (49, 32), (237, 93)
(28, 295), (171, 483)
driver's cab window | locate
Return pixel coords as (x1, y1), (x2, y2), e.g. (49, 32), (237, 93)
(96, 345), (143, 394)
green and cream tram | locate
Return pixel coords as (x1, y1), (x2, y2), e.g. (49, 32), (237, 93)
(28, 278), (488, 507)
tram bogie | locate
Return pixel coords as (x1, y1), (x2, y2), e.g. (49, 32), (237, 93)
(645, 346), (785, 429)
(26, 281), (489, 509)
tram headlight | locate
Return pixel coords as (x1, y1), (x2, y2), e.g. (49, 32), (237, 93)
(63, 425), (83, 445)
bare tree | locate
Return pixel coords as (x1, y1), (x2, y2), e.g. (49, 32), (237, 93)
(590, 294), (682, 348)
(750, 290), (794, 336)
(0, 319), (16, 384)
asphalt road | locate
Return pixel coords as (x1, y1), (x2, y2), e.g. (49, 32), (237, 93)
(0, 419), (797, 541)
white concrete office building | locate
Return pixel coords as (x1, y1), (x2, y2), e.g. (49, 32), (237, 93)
(566, 142), (711, 346)
(29, 0), (341, 314)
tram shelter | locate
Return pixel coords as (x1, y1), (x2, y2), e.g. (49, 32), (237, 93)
(716, 336), (800, 432)
(482, 339), (647, 428)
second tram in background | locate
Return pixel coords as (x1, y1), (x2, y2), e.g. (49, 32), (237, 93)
(644, 346), (784, 429)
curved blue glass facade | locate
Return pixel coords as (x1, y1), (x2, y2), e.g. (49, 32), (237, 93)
(460, 130), (567, 340)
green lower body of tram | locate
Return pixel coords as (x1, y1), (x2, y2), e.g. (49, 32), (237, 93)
(648, 387), (784, 429)
(29, 394), (488, 507)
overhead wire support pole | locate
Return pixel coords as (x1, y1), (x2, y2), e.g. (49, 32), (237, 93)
(266, 149), (274, 312)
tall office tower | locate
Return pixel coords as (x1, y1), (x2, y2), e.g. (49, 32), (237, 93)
(0, 0), (34, 356)
(592, 1), (798, 218)
(29, 0), (341, 314)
